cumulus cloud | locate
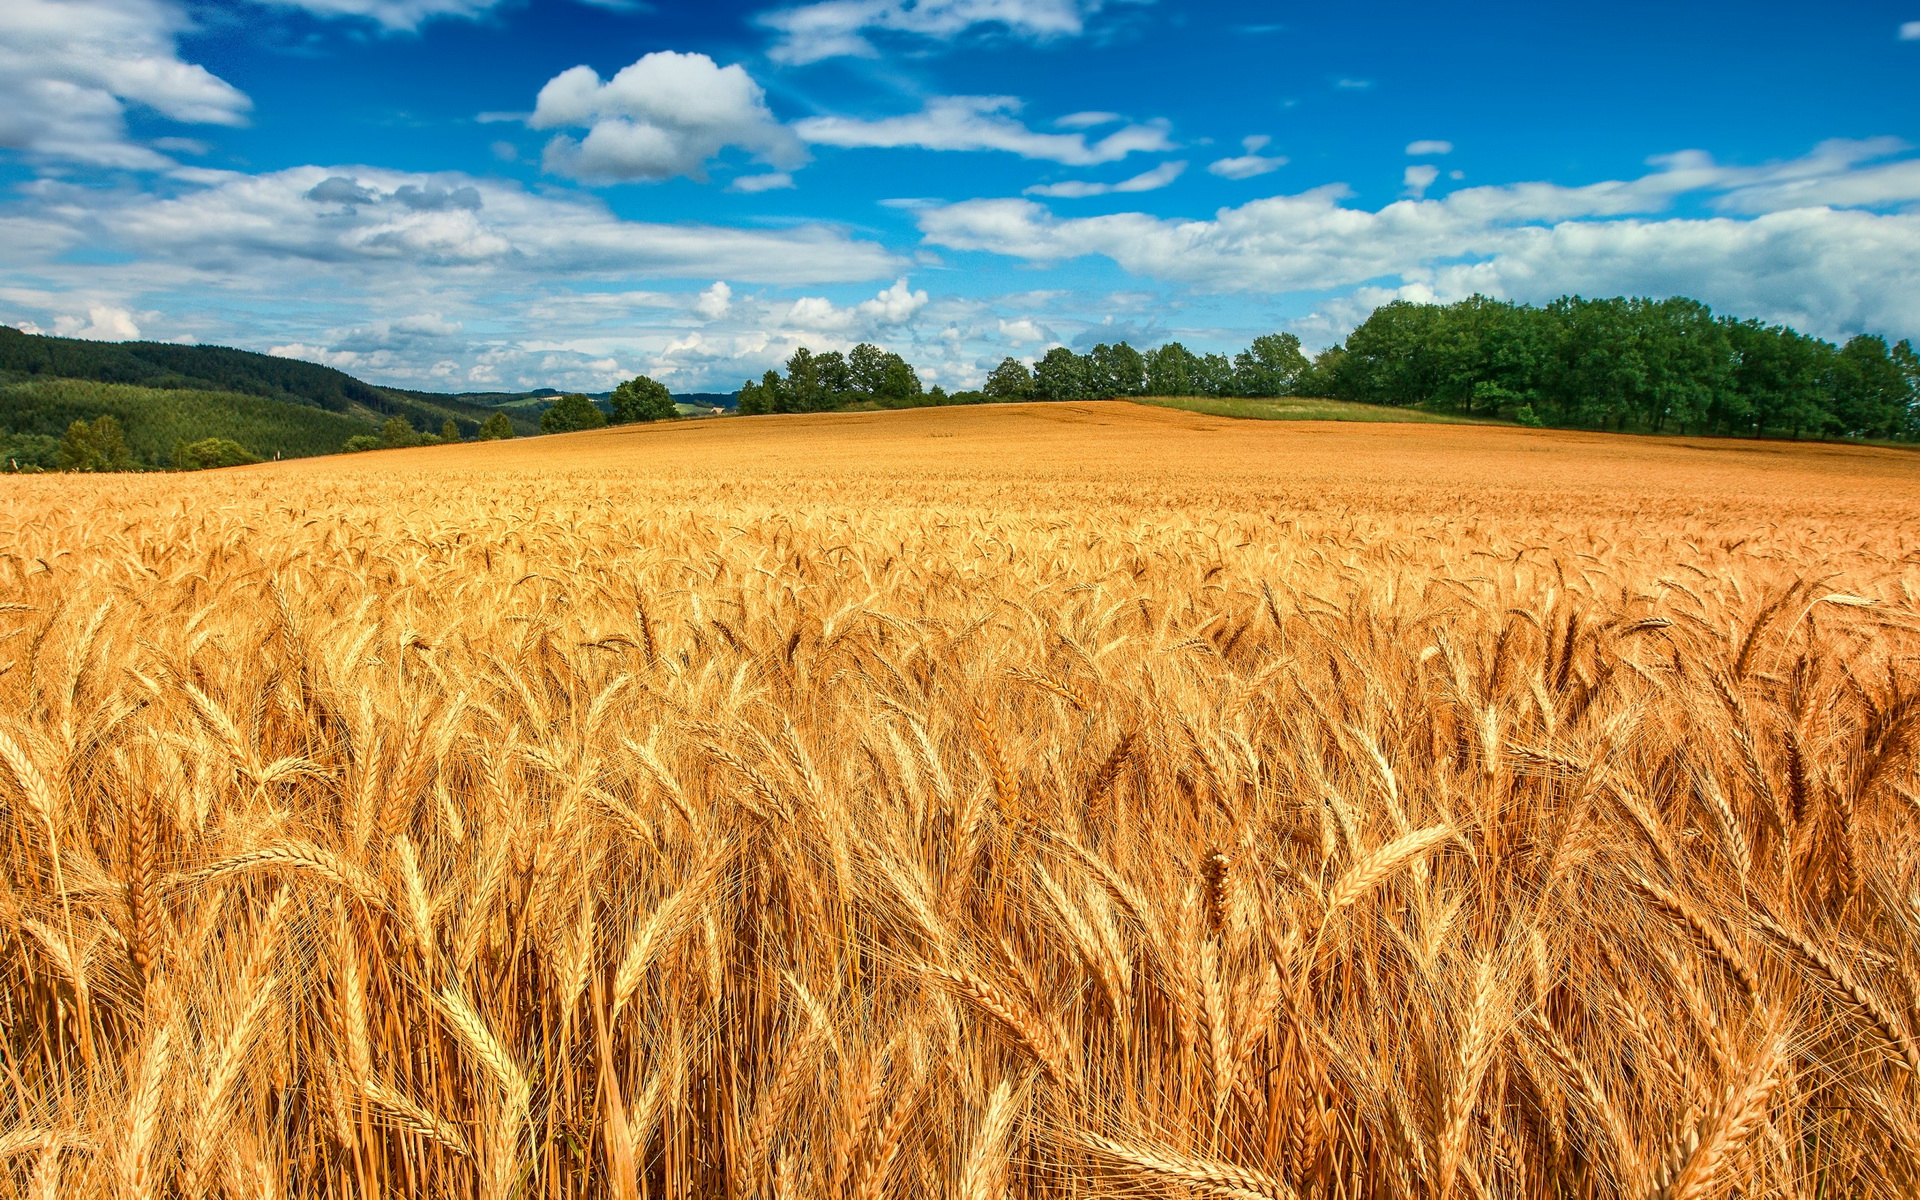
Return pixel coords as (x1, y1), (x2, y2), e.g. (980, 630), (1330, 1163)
(0, 0), (249, 168)
(1208, 135), (1287, 180)
(1902, 20), (1920, 39)
(795, 96), (1172, 165)
(530, 52), (806, 184)
(761, 0), (1132, 64)
(918, 139), (1920, 340)
(861, 277), (929, 322)
(1406, 139), (1453, 156)
(261, 0), (506, 30)
(51, 304), (143, 341)
(783, 278), (929, 332)
(1026, 160), (1185, 197)
(997, 317), (1046, 345)
(694, 281), (732, 320)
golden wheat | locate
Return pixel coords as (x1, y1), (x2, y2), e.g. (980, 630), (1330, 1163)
(1, 401), (1918, 1197)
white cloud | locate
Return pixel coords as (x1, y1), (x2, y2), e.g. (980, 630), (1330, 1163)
(51, 304), (142, 341)
(1335, 78), (1372, 89)
(860, 277), (929, 322)
(1690, 138), (1920, 212)
(1403, 164), (1439, 198)
(330, 313), (463, 351)
(1208, 135), (1287, 180)
(694, 281), (733, 320)
(761, 0), (1131, 64)
(1026, 160), (1185, 197)
(0, 0), (249, 168)
(997, 317), (1045, 345)
(1057, 111), (1123, 129)
(530, 52), (806, 184)
(917, 140), (1920, 340)
(786, 295), (850, 331)
(731, 171), (795, 192)
(795, 96), (1173, 165)
(19, 164), (895, 283)
(782, 277), (929, 332)
(1901, 20), (1920, 39)
(262, 0), (505, 30)
(1406, 139), (1453, 156)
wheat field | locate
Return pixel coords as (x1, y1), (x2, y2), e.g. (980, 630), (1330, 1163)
(3, 401), (1919, 1199)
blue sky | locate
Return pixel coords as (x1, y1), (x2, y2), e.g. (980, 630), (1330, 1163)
(2, 0), (1917, 393)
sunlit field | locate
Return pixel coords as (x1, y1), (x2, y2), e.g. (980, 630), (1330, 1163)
(3, 402), (1919, 1199)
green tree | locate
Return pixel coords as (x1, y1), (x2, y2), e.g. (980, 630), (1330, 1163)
(540, 393), (609, 434)
(440, 418), (462, 442)
(1232, 333), (1309, 398)
(1145, 342), (1200, 396)
(379, 416), (420, 448)
(1830, 334), (1908, 439)
(1034, 347), (1088, 401)
(1086, 342), (1145, 397)
(848, 343), (889, 398)
(782, 348), (832, 413)
(1340, 301), (1445, 406)
(2, 433), (61, 471)
(984, 357), (1034, 400)
(343, 434), (382, 452)
(172, 436), (261, 470)
(814, 351), (854, 401)
(611, 374), (676, 423)
(926, 384), (950, 405)
(56, 416), (135, 472)
(1294, 345), (1347, 397)
(478, 412), (514, 440)
(1623, 297), (1728, 432)
(876, 353), (923, 407)
(1196, 352), (1236, 397)
(737, 377), (772, 416)
(1894, 340), (1920, 440)
(1723, 319), (1830, 438)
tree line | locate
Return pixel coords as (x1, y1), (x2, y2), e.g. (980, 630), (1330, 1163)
(740, 297), (1918, 442)
(1324, 296), (1919, 439)
(979, 335), (1312, 402)
(737, 344), (943, 413)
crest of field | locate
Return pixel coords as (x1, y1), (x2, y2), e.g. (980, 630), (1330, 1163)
(251, 398), (1919, 522)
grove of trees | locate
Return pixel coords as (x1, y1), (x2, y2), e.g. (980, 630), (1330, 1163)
(1324, 296), (1920, 439)
(760, 297), (1917, 443)
(611, 375), (677, 423)
(983, 333), (1311, 402)
(737, 344), (934, 414)
(539, 393), (609, 434)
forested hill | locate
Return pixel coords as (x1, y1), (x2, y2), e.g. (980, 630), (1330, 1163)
(0, 325), (518, 433)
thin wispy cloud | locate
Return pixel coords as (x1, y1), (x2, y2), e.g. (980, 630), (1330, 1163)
(1026, 160), (1186, 197)
(795, 96), (1173, 166)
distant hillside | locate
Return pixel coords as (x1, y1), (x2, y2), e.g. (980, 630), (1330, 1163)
(0, 326), (748, 468)
(0, 326), (537, 436)
(1, 378), (376, 468)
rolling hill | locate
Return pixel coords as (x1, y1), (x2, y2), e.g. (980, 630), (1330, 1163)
(0, 325), (542, 459)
